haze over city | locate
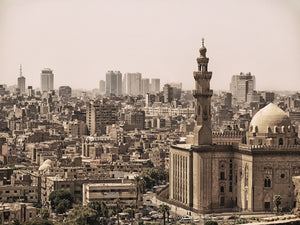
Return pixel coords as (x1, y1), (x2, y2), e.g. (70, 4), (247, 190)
(0, 0), (300, 91)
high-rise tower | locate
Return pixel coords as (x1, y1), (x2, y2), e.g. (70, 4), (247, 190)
(193, 39), (213, 145)
(17, 65), (26, 94)
(41, 68), (54, 92)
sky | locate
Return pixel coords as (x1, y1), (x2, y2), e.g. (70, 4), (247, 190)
(0, 0), (299, 91)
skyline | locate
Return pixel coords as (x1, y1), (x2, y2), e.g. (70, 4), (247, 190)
(0, 0), (300, 91)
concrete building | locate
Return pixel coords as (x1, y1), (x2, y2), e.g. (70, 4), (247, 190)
(86, 100), (118, 135)
(17, 65), (26, 94)
(83, 182), (136, 207)
(169, 42), (300, 214)
(0, 203), (37, 225)
(99, 80), (105, 94)
(163, 84), (173, 103)
(150, 78), (160, 93)
(105, 71), (122, 96)
(141, 78), (150, 95)
(230, 72), (255, 105)
(123, 73), (142, 96)
(58, 86), (72, 98)
(40, 68), (54, 92)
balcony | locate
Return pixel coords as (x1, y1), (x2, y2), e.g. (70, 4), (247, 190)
(193, 89), (213, 97)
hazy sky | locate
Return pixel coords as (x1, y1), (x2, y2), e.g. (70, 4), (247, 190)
(0, 0), (299, 91)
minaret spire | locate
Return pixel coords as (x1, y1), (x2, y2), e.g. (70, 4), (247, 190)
(193, 41), (213, 145)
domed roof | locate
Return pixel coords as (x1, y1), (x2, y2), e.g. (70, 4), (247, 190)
(199, 38), (207, 58)
(38, 159), (53, 171)
(250, 103), (291, 133)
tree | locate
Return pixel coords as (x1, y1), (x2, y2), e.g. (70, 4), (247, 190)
(63, 205), (100, 225)
(158, 204), (170, 225)
(142, 167), (168, 189)
(273, 195), (282, 213)
(49, 189), (74, 214)
(114, 198), (122, 225)
(40, 208), (50, 220)
(87, 201), (109, 218)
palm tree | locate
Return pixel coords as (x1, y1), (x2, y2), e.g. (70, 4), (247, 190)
(158, 204), (171, 225)
(114, 198), (121, 225)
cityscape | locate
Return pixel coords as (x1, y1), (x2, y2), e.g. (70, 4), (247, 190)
(1, 1), (300, 225)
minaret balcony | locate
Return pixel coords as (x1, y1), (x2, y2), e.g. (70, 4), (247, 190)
(193, 89), (213, 97)
(193, 72), (212, 80)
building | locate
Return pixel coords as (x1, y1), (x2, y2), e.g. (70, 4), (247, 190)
(123, 73), (142, 96)
(141, 78), (150, 95)
(169, 41), (300, 214)
(150, 78), (160, 93)
(230, 72), (255, 105)
(83, 182), (137, 207)
(163, 84), (173, 103)
(106, 71), (122, 96)
(99, 80), (105, 94)
(0, 203), (37, 225)
(40, 68), (54, 92)
(124, 110), (145, 130)
(17, 65), (26, 94)
(86, 100), (118, 135)
(261, 92), (275, 103)
(59, 86), (72, 98)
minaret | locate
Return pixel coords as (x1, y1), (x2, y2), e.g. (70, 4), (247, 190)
(193, 39), (213, 145)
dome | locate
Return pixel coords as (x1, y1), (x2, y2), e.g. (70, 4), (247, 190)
(199, 45), (207, 57)
(249, 103), (291, 133)
(38, 159), (53, 171)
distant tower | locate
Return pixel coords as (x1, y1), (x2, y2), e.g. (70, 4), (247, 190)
(17, 64), (26, 94)
(105, 71), (122, 96)
(40, 68), (54, 92)
(193, 39), (213, 145)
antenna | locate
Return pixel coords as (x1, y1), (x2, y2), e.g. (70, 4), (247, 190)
(19, 64), (22, 77)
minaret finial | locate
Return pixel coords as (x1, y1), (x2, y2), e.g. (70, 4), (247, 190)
(19, 64), (22, 77)
(202, 38), (205, 46)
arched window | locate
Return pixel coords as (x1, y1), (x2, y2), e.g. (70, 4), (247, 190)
(264, 177), (271, 187)
(279, 138), (283, 145)
(198, 106), (201, 115)
(220, 186), (224, 193)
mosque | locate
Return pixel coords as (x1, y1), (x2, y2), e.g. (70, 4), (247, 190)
(169, 41), (300, 213)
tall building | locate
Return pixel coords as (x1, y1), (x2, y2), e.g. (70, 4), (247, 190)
(17, 65), (26, 94)
(86, 100), (118, 135)
(163, 84), (173, 103)
(58, 86), (72, 98)
(40, 68), (54, 92)
(99, 80), (105, 95)
(105, 71), (122, 96)
(230, 72), (255, 105)
(169, 41), (300, 214)
(150, 78), (160, 93)
(123, 73), (142, 96)
(141, 78), (150, 95)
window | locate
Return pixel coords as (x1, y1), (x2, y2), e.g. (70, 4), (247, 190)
(264, 177), (271, 187)
(220, 186), (224, 193)
(220, 172), (225, 180)
(279, 138), (283, 145)
(264, 202), (270, 210)
(280, 174), (285, 179)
